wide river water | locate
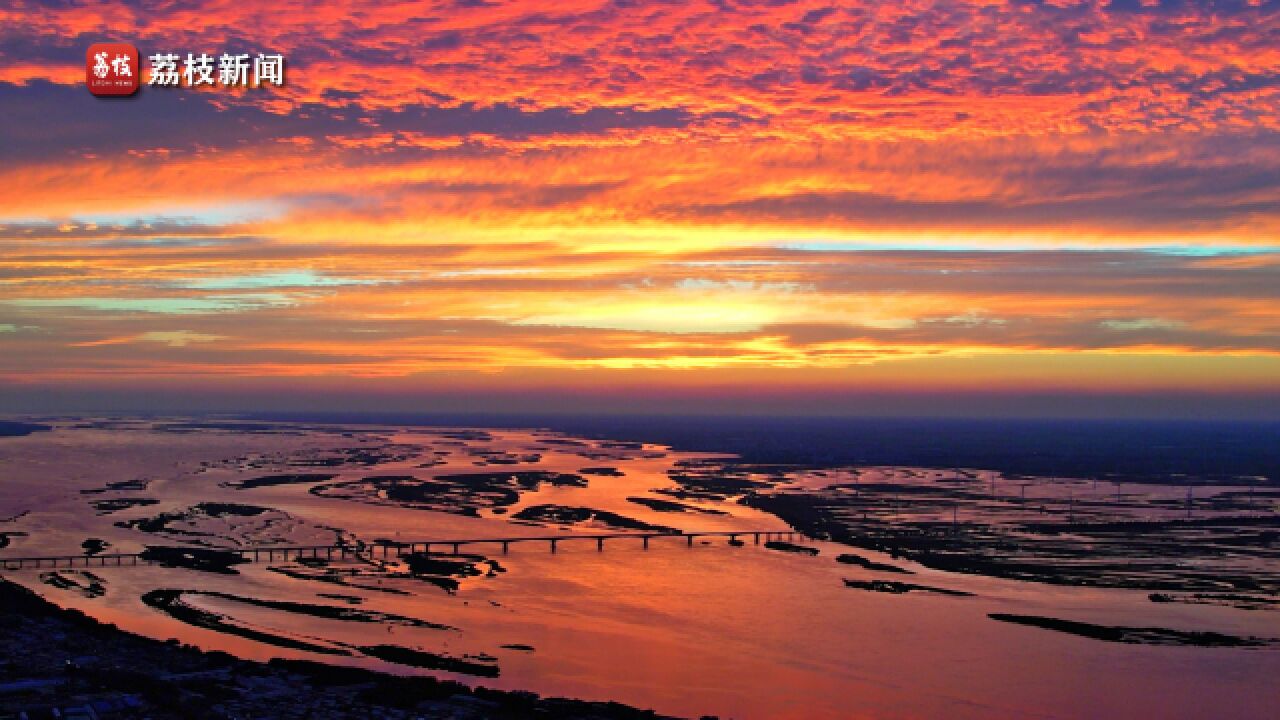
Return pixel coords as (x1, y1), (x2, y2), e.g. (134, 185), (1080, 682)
(1, 420), (1277, 719)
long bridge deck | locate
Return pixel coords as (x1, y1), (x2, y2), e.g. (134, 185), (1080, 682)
(0, 529), (803, 571)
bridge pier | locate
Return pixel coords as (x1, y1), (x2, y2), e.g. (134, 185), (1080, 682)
(643, 537), (649, 550)
(597, 538), (604, 551)
(502, 541), (509, 554)
(687, 535), (694, 547)
(754, 532), (760, 545)
(549, 539), (557, 553)
(452, 543), (460, 555)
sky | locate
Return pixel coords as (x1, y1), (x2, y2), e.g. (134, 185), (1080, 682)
(2, 0), (1280, 418)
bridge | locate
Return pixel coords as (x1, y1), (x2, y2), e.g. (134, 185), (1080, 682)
(0, 529), (804, 571)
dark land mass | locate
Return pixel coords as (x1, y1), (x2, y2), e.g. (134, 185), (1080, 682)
(118, 502), (269, 534)
(988, 613), (1274, 647)
(763, 541), (818, 556)
(433, 471), (587, 489)
(80, 478), (150, 495)
(263, 551), (504, 596)
(81, 538), (110, 555)
(226, 473), (337, 489)
(581, 467), (625, 476)
(511, 505), (678, 533)
(39, 571), (106, 599)
(836, 553), (913, 574)
(0, 421), (50, 437)
(152, 589), (457, 631)
(401, 552), (505, 593)
(401, 552), (497, 579)
(627, 496), (727, 515)
(317, 592), (365, 604)
(115, 502), (340, 550)
(1149, 592), (1280, 612)
(356, 645), (500, 679)
(313, 471), (587, 517)
(665, 462), (774, 500)
(141, 589), (351, 656)
(284, 443), (419, 468)
(266, 565), (413, 596)
(843, 579), (972, 596)
(467, 448), (542, 466)
(90, 497), (159, 515)
(0, 531), (26, 550)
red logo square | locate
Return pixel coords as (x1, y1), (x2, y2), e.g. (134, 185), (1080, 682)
(86, 43), (139, 96)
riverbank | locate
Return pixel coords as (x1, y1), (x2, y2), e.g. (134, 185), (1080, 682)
(0, 579), (679, 720)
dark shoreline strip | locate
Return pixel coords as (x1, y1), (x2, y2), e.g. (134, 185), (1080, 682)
(142, 589), (350, 655)
(988, 613), (1273, 647)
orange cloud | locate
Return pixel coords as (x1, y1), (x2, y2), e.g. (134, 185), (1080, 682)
(2, 1), (1280, 406)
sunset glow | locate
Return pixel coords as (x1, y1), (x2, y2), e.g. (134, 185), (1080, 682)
(3, 0), (1280, 413)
